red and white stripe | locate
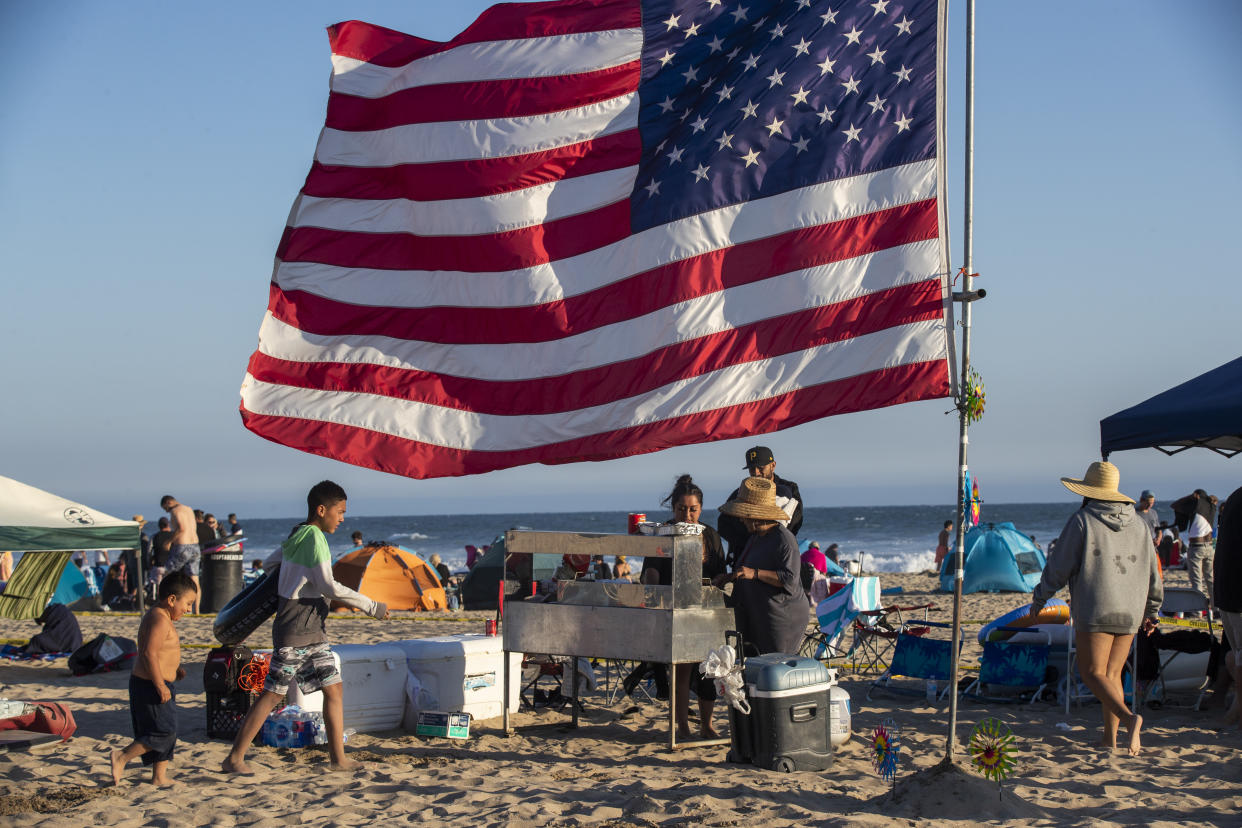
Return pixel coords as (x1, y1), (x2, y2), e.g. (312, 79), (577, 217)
(241, 0), (952, 479)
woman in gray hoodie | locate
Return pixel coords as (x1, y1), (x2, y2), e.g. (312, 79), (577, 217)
(1031, 461), (1162, 757)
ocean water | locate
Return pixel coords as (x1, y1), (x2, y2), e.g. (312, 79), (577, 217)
(220, 502), (1084, 575)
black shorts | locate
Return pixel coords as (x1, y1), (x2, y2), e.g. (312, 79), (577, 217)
(128, 675), (177, 765)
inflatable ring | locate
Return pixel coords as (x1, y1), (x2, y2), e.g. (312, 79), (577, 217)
(977, 598), (1069, 644)
(212, 564), (280, 646)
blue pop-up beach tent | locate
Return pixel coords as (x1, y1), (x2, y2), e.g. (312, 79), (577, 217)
(1100, 355), (1242, 458)
(939, 522), (1046, 594)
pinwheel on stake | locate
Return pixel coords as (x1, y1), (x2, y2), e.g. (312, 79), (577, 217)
(872, 719), (900, 783)
(968, 717), (1017, 785)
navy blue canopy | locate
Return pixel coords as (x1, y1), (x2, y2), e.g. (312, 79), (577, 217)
(1100, 356), (1242, 458)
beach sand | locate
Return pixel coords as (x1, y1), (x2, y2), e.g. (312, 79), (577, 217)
(2, 569), (1238, 827)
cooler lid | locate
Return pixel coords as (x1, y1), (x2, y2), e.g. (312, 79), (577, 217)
(742, 653), (830, 692)
(331, 643), (406, 663)
(390, 634), (502, 659)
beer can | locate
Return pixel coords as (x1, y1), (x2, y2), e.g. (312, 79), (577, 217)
(485, 619), (498, 636)
(628, 513), (647, 535)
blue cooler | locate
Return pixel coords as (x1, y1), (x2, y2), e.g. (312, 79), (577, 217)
(727, 653), (833, 772)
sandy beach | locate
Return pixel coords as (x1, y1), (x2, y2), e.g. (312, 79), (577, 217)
(2, 568), (1238, 827)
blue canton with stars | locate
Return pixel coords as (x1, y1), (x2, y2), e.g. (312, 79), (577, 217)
(631, 0), (938, 231)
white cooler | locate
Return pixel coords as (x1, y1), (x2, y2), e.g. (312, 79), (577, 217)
(286, 643), (406, 732)
(392, 635), (522, 726)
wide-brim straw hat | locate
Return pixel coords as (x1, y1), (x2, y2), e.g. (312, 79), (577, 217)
(1061, 461), (1134, 503)
(720, 476), (790, 522)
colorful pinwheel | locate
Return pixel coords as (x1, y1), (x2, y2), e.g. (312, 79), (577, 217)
(968, 718), (1017, 782)
(963, 368), (986, 424)
(871, 719), (900, 782)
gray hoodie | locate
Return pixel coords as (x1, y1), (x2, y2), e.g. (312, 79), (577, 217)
(1031, 500), (1163, 634)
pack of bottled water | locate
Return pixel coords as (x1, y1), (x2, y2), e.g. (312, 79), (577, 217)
(259, 704), (327, 748)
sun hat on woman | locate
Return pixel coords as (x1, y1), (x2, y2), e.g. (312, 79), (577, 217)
(720, 477), (791, 522)
(1060, 461), (1134, 503)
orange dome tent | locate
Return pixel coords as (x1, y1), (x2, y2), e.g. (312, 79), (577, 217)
(330, 545), (447, 612)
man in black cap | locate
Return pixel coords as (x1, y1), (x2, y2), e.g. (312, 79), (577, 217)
(717, 445), (803, 566)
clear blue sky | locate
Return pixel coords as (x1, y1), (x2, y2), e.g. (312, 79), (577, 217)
(3, 1), (1239, 519)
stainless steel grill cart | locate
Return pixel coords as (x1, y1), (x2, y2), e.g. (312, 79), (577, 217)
(502, 529), (733, 749)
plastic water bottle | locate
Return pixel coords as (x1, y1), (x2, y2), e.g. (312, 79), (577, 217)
(828, 685), (851, 748)
(925, 679), (937, 703)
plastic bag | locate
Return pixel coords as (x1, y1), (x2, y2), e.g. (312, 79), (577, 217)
(700, 644), (750, 715)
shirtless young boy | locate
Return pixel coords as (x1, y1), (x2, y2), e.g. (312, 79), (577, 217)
(222, 480), (388, 775)
(111, 571), (196, 786)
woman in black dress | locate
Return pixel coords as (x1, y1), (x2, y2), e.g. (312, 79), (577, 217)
(717, 476), (806, 655)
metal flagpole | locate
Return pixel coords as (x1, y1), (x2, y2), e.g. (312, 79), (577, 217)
(944, 0), (981, 763)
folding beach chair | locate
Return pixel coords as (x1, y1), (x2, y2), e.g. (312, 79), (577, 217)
(1136, 587), (1218, 710)
(519, 656), (595, 711)
(961, 626), (1051, 705)
(1057, 623), (1153, 713)
(797, 577), (888, 668)
(850, 600), (936, 676)
(799, 581), (864, 662)
(520, 656), (570, 710)
(867, 620), (961, 703)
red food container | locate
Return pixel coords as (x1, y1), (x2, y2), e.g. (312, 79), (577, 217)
(628, 513), (646, 535)
(485, 619), (498, 636)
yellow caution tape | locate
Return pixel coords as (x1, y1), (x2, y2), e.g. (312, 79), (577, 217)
(1157, 616), (1214, 631)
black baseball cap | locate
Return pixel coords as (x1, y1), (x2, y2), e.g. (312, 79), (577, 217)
(743, 446), (775, 468)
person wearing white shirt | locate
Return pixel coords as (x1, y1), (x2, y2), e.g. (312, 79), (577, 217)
(1186, 509), (1216, 604)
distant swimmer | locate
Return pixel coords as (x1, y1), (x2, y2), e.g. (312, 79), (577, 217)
(159, 495), (202, 614)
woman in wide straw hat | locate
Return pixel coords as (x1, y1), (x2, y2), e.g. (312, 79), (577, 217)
(1030, 461), (1162, 756)
(717, 476), (806, 656)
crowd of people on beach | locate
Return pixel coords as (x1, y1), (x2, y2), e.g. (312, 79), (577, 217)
(518, 448), (1237, 757)
(49, 499), (247, 615)
(80, 453), (1237, 782)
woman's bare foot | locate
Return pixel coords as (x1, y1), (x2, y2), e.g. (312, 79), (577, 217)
(1127, 714), (1143, 756)
(700, 725), (720, 739)
(676, 727), (695, 742)
(329, 757), (362, 772)
(221, 755), (253, 775)
(110, 751), (126, 786)
(151, 776), (182, 788)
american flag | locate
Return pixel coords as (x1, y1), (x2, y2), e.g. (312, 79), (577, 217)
(240, 0), (952, 479)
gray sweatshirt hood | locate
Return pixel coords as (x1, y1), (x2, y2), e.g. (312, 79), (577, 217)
(1084, 499), (1135, 532)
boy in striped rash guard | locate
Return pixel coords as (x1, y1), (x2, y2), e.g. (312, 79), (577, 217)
(222, 480), (388, 774)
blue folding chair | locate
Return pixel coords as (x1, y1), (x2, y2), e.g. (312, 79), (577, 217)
(867, 620), (961, 703)
(961, 626), (1051, 705)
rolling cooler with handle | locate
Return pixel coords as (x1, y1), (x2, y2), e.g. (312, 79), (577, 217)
(727, 633), (834, 772)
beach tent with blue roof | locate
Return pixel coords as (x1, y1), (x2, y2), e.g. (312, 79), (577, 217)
(1100, 355), (1242, 458)
(938, 522), (1046, 594)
